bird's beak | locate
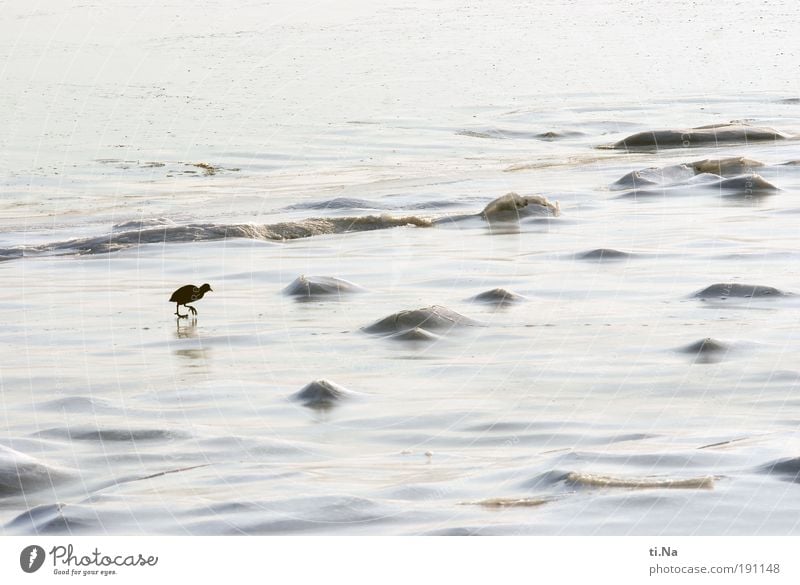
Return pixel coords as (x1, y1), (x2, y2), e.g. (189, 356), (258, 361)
(209, 287), (214, 292)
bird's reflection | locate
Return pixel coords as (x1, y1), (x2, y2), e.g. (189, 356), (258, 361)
(175, 317), (198, 339)
(174, 318), (209, 362)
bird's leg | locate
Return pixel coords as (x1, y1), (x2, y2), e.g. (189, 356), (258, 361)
(175, 303), (188, 319)
(187, 305), (198, 316)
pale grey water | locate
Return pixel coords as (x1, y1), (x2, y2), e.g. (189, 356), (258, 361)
(2, 1), (800, 535)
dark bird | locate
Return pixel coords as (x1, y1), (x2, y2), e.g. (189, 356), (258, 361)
(169, 283), (212, 318)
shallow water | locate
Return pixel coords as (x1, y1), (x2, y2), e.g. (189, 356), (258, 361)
(2, 0), (800, 535)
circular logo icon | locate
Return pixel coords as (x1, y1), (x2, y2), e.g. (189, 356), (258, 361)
(20, 545), (46, 573)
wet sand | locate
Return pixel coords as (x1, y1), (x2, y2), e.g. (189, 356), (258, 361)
(3, 0), (800, 535)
